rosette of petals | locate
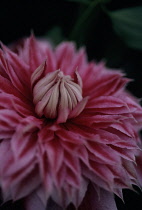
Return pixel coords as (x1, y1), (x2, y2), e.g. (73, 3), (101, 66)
(0, 35), (142, 210)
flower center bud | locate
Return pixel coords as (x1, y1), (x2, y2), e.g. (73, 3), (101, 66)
(31, 64), (83, 122)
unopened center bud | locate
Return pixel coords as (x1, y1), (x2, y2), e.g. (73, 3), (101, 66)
(32, 67), (83, 122)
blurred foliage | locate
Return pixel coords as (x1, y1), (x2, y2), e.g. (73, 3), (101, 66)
(65, 1), (142, 51)
(109, 6), (142, 50)
(44, 26), (65, 45)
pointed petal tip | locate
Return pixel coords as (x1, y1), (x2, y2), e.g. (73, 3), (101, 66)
(24, 193), (46, 210)
(69, 96), (89, 119)
(79, 185), (117, 210)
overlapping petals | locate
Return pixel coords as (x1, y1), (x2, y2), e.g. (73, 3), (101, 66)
(0, 35), (142, 209)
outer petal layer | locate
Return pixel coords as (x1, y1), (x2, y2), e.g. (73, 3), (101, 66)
(0, 36), (142, 209)
(79, 185), (117, 210)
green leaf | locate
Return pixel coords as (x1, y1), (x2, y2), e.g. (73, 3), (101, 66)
(109, 6), (142, 50)
(44, 26), (64, 45)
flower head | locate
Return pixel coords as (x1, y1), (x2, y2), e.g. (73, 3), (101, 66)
(0, 35), (142, 209)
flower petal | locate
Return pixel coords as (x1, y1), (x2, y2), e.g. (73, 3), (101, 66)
(24, 192), (45, 210)
(55, 42), (75, 73)
(69, 97), (89, 119)
(79, 184), (117, 210)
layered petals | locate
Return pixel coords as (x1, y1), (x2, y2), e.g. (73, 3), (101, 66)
(79, 184), (117, 210)
(0, 36), (142, 209)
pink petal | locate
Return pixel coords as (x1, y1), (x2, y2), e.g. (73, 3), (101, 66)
(31, 61), (46, 87)
(24, 192), (45, 210)
(37, 152), (53, 197)
(0, 49), (10, 79)
(1, 43), (30, 85)
(68, 48), (87, 76)
(110, 122), (136, 138)
(0, 47), (31, 99)
(89, 161), (114, 183)
(69, 96), (89, 119)
(11, 166), (41, 200)
(11, 116), (41, 159)
(0, 74), (22, 97)
(45, 139), (64, 173)
(0, 93), (34, 117)
(79, 185), (117, 210)
(0, 140), (14, 176)
(110, 146), (136, 162)
(57, 129), (85, 145)
(86, 142), (121, 165)
(90, 74), (129, 98)
(24, 35), (47, 71)
(55, 42), (75, 73)
(0, 109), (22, 132)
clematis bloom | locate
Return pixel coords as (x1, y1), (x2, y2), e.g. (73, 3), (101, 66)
(0, 36), (142, 210)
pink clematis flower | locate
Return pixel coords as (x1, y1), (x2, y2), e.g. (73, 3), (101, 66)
(0, 35), (142, 210)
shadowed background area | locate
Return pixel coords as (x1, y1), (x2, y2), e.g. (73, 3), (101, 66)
(1, 0), (142, 209)
(1, 0), (142, 98)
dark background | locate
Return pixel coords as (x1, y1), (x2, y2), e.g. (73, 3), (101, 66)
(1, 0), (142, 98)
(1, 0), (142, 209)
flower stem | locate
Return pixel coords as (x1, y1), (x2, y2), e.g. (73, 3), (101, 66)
(69, 0), (101, 42)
